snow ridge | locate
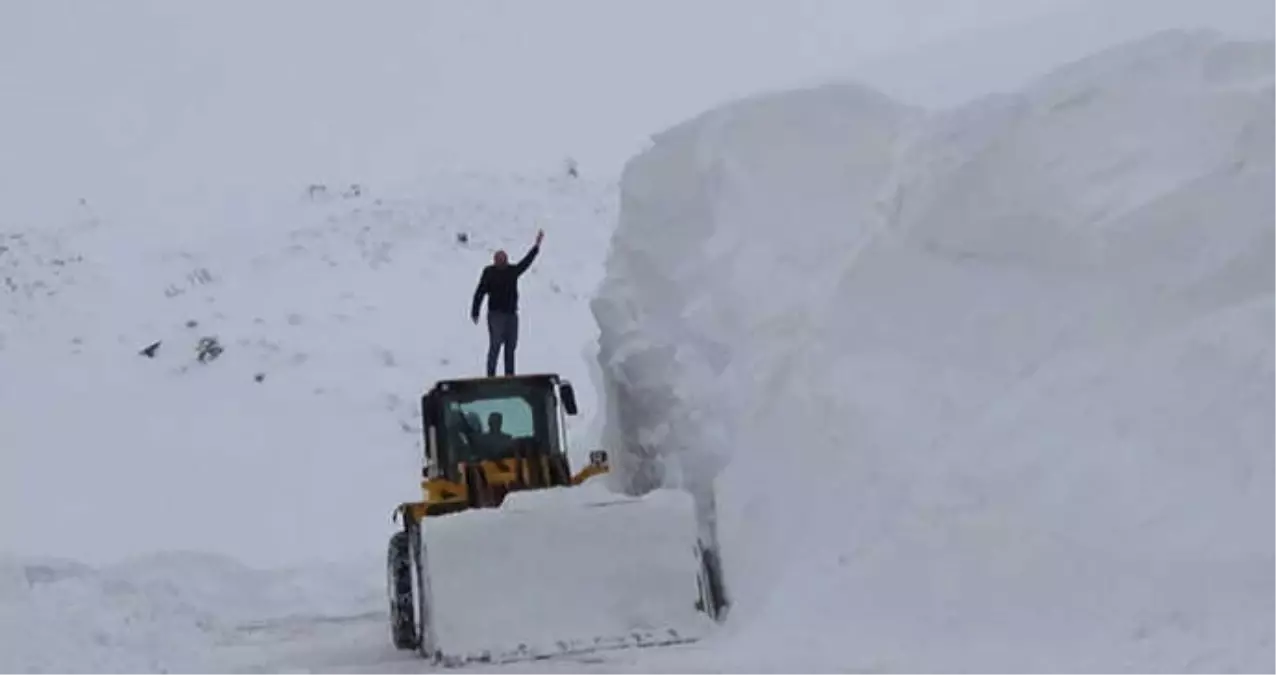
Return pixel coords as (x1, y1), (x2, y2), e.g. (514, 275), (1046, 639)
(593, 29), (1274, 672)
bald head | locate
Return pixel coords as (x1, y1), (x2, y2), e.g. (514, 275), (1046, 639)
(493, 250), (509, 266)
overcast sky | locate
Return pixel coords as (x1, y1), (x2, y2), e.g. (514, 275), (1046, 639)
(0, 0), (1270, 216)
(415, 0), (1274, 169)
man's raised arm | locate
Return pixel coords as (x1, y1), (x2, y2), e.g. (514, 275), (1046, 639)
(515, 229), (545, 275)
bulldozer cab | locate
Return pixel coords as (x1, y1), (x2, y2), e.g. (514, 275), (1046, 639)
(420, 374), (578, 483)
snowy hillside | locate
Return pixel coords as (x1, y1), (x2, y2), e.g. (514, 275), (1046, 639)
(2, 172), (618, 566)
(594, 29), (1274, 672)
(0, 171), (619, 670)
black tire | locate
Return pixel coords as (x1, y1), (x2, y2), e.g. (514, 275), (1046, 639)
(695, 542), (728, 621)
(387, 530), (418, 649)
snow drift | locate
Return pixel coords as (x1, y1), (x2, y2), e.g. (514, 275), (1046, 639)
(592, 29), (1274, 672)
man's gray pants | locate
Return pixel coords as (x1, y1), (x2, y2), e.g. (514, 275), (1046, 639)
(486, 311), (519, 376)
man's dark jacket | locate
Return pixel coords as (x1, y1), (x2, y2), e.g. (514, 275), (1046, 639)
(471, 245), (539, 319)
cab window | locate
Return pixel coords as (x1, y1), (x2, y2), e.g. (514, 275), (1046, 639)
(445, 394), (535, 462)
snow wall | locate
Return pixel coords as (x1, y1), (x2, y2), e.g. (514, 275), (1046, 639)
(591, 29), (1274, 672)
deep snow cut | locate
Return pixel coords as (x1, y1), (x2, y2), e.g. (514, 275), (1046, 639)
(592, 29), (1274, 672)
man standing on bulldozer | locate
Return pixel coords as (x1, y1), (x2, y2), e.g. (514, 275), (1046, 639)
(471, 229), (543, 377)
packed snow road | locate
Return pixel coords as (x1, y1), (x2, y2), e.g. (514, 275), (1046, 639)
(1, 551), (711, 674)
(216, 609), (701, 673)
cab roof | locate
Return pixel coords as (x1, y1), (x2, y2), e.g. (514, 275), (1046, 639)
(428, 373), (564, 395)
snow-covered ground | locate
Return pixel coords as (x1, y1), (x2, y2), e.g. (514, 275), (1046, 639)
(595, 28), (1274, 672)
(2, 171), (616, 568)
(2, 7), (1272, 674)
(0, 172), (623, 671)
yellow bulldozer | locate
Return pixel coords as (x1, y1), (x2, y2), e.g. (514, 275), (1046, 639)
(387, 373), (727, 666)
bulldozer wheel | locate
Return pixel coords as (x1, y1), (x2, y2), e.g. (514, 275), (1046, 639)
(695, 541), (729, 622)
(387, 530), (418, 649)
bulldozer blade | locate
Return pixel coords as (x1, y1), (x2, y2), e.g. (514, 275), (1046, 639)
(416, 478), (715, 663)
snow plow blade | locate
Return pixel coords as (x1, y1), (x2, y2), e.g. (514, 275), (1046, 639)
(414, 479), (715, 665)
